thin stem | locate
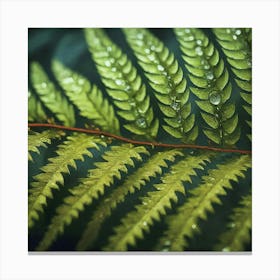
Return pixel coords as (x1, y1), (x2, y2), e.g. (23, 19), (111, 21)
(28, 123), (252, 155)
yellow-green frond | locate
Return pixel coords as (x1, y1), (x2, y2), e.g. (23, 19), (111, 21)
(104, 152), (211, 251)
(28, 133), (106, 228)
(28, 129), (64, 161)
(52, 60), (120, 134)
(76, 149), (183, 250)
(30, 62), (75, 126)
(175, 28), (240, 146)
(36, 144), (149, 250)
(215, 192), (252, 251)
(124, 28), (197, 143)
(157, 154), (251, 251)
(84, 28), (158, 139)
(28, 90), (47, 122)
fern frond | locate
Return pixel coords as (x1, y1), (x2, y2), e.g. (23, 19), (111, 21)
(30, 62), (75, 126)
(215, 192), (252, 251)
(157, 155), (251, 251)
(36, 144), (149, 250)
(76, 149), (183, 250)
(124, 28), (197, 142)
(84, 28), (158, 139)
(28, 90), (47, 122)
(28, 129), (64, 161)
(52, 60), (120, 134)
(174, 28), (240, 146)
(213, 28), (252, 140)
(28, 133), (106, 228)
(104, 152), (211, 251)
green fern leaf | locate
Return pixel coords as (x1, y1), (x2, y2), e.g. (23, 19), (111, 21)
(28, 133), (106, 228)
(28, 129), (64, 161)
(157, 154), (251, 251)
(30, 62), (75, 126)
(84, 28), (158, 139)
(123, 28), (197, 142)
(28, 90), (47, 122)
(52, 60), (120, 134)
(174, 28), (240, 146)
(213, 28), (252, 140)
(36, 144), (148, 250)
(215, 192), (252, 251)
(76, 149), (183, 250)
(104, 152), (211, 251)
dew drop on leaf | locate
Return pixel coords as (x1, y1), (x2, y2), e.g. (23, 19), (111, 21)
(205, 71), (214, 81)
(111, 67), (117, 72)
(185, 28), (191, 33)
(196, 39), (202, 45)
(171, 100), (180, 111)
(209, 92), (222, 105)
(191, 224), (197, 229)
(164, 240), (171, 246)
(115, 79), (124, 86)
(107, 46), (112, 52)
(232, 35), (238, 40)
(136, 117), (147, 128)
(104, 60), (111, 67)
(41, 82), (47, 88)
(143, 221), (148, 226)
(63, 77), (74, 84)
(195, 46), (203, 56)
(235, 29), (241, 35)
(78, 79), (85, 85)
(147, 54), (156, 61)
(226, 28), (231, 34)
(157, 64), (165, 71)
(144, 48), (151, 54)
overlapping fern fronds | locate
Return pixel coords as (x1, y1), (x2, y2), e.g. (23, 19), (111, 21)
(28, 28), (252, 252)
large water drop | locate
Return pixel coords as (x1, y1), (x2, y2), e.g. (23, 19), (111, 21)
(209, 91), (222, 105)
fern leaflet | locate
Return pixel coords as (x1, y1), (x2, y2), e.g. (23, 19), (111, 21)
(215, 192), (252, 251)
(174, 28), (240, 146)
(104, 152), (211, 251)
(84, 28), (158, 139)
(36, 144), (149, 250)
(52, 60), (120, 134)
(29, 133), (106, 228)
(76, 149), (183, 250)
(156, 154), (251, 251)
(28, 90), (47, 122)
(124, 28), (197, 142)
(30, 62), (75, 126)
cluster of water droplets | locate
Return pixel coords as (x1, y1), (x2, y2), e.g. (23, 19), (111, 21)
(226, 28), (242, 41)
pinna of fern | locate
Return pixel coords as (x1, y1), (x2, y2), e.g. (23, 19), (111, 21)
(28, 28), (252, 252)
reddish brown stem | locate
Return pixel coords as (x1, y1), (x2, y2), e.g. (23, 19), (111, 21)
(28, 123), (252, 155)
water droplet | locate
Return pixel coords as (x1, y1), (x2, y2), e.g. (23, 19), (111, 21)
(63, 77), (74, 84)
(128, 99), (136, 106)
(164, 240), (171, 246)
(189, 150), (194, 155)
(142, 201), (148, 206)
(230, 222), (236, 228)
(150, 45), (156, 51)
(78, 79), (85, 85)
(41, 82), (47, 88)
(232, 35), (238, 40)
(147, 54), (156, 61)
(137, 33), (143, 39)
(226, 28), (231, 34)
(205, 71), (214, 80)
(115, 79), (124, 86)
(185, 28), (191, 33)
(247, 59), (252, 67)
(156, 186), (163, 191)
(195, 46), (203, 56)
(107, 46), (112, 52)
(191, 224), (197, 229)
(104, 60), (111, 67)
(136, 40), (143, 46)
(136, 117), (147, 128)
(177, 116), (182, 124)
(111, 67), (117, 72)
(157, 64), (165, 71)
(196, 39), (202, 45)
(125, 86), (131, 92)
(186, 35), (194, 41)
(143, 221), (148, 226)
(100, 135), (105, 139)
(235, 29), (241, 35)
(110, 58), (115, 63)
(171, 100), (180, 111)
(222, 247), (230, 252)
(144, 48), (151, 54)
(209, 92), (222, 105)
(204, 64), (210, 70)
